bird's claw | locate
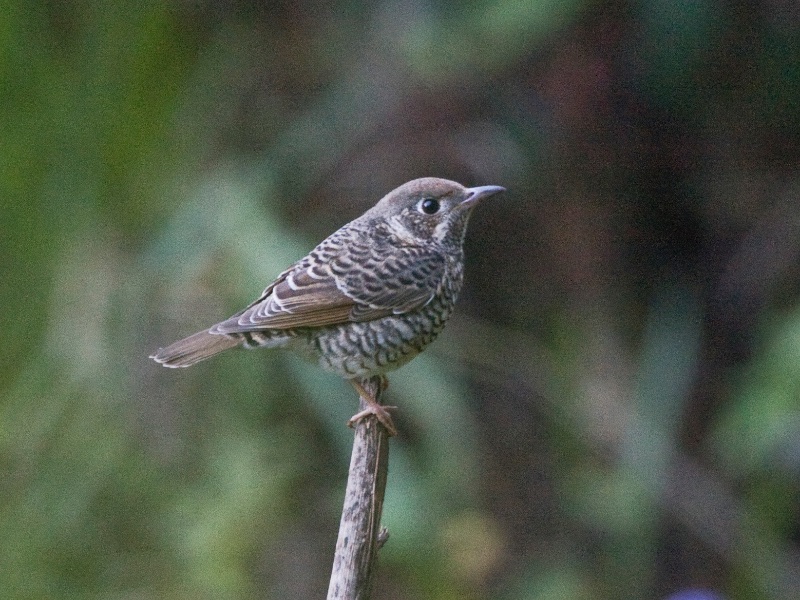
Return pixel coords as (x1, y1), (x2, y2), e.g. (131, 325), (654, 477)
(348, 404), (398, 437)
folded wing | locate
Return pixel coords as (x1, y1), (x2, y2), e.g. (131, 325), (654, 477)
(211, 243), (445, 334)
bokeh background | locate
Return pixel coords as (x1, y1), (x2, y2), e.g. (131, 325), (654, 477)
(3, 1), (799, 599)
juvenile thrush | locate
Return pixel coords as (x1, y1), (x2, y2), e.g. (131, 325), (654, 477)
(151, 177), (505, 435)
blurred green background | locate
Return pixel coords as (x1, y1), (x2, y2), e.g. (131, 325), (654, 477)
(2, 1), (799, 599)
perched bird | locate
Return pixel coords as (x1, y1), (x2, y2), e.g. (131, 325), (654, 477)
(151, 177), (505, 435)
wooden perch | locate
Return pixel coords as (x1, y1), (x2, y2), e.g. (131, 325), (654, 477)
(327, 376), (391, 600)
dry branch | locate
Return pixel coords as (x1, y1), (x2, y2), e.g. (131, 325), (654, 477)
(327, 376), (391, 600)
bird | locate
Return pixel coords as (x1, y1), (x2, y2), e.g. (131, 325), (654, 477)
(151, 177), (505, 435)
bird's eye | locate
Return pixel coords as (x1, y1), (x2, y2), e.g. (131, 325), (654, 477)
(419, 197), (440, 214)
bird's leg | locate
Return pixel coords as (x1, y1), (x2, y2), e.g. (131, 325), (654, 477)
(348, 377), (397, 437)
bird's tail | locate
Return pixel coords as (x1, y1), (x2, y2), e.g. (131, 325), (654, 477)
(150, 330), (239, 368)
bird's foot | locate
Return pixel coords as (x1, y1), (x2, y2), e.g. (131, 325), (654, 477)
(348, 404), (398, 436)
(349, 379), (397, 436)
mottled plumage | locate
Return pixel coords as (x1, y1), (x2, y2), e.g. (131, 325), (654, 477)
(151, 177), (505, 434)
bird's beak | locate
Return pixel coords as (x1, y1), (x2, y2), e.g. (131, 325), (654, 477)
(461, 185), (506, 207)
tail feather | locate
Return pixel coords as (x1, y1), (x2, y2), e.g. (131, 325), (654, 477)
(151, 330), (239, 368)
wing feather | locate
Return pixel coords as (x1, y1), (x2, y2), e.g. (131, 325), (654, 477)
(210, 231), (445, 334)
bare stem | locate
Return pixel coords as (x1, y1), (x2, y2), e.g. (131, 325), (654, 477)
(327, 376), (391, 600)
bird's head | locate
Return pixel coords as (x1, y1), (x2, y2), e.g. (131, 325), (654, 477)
(363, 177), (505, 247)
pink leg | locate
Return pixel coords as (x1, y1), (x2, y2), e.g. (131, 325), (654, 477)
(348, 378), (397, 436)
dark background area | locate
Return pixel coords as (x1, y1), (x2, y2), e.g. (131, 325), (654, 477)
(2, 1), (799, 598)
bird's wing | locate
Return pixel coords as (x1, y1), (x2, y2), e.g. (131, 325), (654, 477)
(211, 239), (445, 333)
(338, 244), (446, 315)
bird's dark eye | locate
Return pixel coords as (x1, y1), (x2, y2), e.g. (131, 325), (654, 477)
(419, 197), (440, 214)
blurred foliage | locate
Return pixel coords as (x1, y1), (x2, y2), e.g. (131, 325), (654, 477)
(2, 1), (799, 599)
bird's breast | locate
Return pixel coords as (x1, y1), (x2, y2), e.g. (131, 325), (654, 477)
(304, 292), (457, 380)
